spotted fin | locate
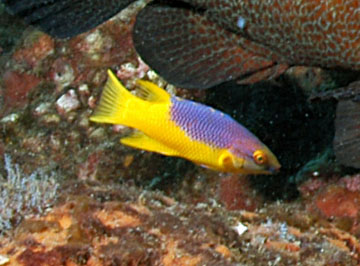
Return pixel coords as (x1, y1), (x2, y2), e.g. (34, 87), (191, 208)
(121, 131), (179, 156)
(133, 2), (275, 89)
(2, 0), (136, 38)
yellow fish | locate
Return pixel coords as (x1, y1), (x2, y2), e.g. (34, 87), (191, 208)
(90, 70), (280, 174)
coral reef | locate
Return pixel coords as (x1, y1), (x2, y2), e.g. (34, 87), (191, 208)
(0, 181), (359, 266)
(0, 1), (360, 265)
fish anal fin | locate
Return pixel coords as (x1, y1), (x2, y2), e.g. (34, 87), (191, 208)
(120, 131), (178, 156)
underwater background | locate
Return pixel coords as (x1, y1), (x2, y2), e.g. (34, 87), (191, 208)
(0, 1), (360, 265)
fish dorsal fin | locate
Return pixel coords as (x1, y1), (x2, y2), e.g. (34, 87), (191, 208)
(135, 80), (170, 103)
(120, 131), (178, 156)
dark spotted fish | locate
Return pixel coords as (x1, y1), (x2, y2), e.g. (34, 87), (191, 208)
(3, 0), (360, 89)
(134, 0), (360, 88)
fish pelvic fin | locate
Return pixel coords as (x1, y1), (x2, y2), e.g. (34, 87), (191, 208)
(121, 131), (179, 156)
(90, 69), (141, 126)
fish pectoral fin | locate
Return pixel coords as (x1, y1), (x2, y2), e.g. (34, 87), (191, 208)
(120, 131), (178, 156)
(218, 150), (244, 171)
(219, 151), (234, 169)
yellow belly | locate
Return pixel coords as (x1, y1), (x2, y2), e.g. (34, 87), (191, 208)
(122, 100), (226, 170)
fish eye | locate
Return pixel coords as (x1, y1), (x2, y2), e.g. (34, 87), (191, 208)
(253, 150), (267, 165)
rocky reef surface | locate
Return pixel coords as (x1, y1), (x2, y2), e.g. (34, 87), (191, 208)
(1, 179), (360, 265)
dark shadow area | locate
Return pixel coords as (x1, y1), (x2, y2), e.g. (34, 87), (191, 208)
(206, 79), (337, 200)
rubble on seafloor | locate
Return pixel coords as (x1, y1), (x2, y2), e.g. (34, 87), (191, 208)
(1, 1), (360, 265)
(0, 180), (359, 266)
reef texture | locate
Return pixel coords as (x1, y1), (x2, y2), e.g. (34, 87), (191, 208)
(0, 180), (360, 266)
(0, 1), (360, 265)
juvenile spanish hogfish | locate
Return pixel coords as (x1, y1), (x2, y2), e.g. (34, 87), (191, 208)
(2, 0), (360, 89)
(90, 70), (280, 174)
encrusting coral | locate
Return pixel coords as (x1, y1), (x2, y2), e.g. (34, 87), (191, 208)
(0, 180), (359, 265)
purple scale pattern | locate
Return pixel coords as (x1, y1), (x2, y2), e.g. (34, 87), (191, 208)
(170, 97), (256, 148)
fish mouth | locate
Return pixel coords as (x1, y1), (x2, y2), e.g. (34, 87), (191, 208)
(267, 165), (281, 174)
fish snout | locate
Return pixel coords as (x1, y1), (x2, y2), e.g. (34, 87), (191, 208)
(267, 164), (281, 174)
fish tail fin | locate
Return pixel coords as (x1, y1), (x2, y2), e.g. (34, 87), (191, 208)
(90, 69), (141, 127)
(3, 0), (136, 38)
